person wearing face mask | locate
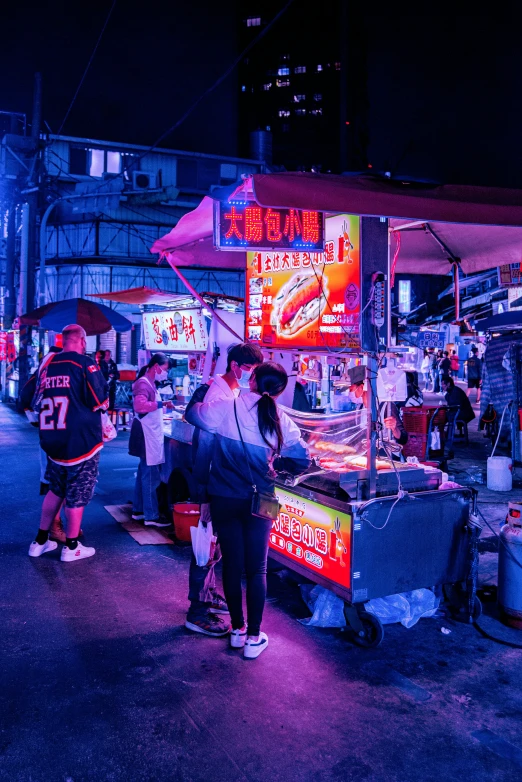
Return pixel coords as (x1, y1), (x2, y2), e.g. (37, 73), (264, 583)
(347, 366), (408, 448)
(129, 353), (174, 527)
(183, 342), (264, 637)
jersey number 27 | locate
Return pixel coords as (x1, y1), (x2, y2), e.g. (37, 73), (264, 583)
(40, 396), (70, 430)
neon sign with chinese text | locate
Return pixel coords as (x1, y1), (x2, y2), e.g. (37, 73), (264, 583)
(214, 201), (325, 252)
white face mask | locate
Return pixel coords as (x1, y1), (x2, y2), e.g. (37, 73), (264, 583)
(156, 369), (168, 382)
(238, 369), (251, 389)
(348, 390), (361, 405)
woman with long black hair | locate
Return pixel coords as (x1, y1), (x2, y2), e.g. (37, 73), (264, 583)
(186, 362), (310, 659)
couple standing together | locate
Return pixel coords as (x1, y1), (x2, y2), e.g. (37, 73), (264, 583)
(182, 344), (310, 659)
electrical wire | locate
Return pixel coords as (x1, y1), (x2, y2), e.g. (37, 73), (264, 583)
(84, 0), (296, 195)
(57, 0), (118, 135)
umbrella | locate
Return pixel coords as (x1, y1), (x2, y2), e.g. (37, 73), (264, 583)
(20, 298), (132, 335)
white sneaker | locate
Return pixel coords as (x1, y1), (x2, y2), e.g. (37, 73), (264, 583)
(28, 539), (58, 558)
(144, 519), (171, 528)
(230, 626), (247, 649)
(60, 541), (96, 562)
(131, 512), (144, 521)
(244, 632), (268, 659)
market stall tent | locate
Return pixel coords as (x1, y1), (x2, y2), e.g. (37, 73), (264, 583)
(151, 174), (522, 276)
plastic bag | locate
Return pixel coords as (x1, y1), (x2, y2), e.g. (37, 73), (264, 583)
(430, 429), (441, 450)
(366, 588), (440, 628)
(298, 585), (347, 628)
(190, 506), (214, 566)
(101, 412), (117, 442)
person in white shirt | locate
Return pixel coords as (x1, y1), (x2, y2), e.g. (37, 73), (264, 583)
(184, 342), (264, 638)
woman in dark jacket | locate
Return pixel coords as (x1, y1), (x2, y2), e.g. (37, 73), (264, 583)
(186, 362), (310, 659)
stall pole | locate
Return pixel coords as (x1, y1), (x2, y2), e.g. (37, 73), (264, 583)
(364, 354), (378, 498)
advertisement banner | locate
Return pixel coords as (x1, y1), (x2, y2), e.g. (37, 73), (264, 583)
(0, 332), (6, 361)
(6, 332), (16, 362)
(498, 264), (522, 287)
(142, 309), (208, 352)
(215, 201), (325, 252)
(246, 214), (360, 350)
(271, 488), (352, 589)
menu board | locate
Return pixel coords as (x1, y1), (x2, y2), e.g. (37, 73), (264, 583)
(245, 214), (360, 350)
(271, 488), (351, 589)
(142, 309), (208, 352)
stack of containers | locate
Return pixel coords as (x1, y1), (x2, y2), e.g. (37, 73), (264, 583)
(401, 407), (447, 460)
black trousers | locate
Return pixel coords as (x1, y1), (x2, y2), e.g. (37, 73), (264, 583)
(210, 496), (272, 636)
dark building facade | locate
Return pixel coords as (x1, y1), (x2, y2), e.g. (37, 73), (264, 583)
(238, 2), (354, 172)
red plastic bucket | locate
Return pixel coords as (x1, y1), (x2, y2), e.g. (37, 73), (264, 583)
(172, 503), (200, 542)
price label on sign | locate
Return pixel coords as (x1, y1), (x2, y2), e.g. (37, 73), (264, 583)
(272, 489), (352, 589)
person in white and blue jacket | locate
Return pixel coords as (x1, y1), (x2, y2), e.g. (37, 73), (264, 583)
(185, 361), (310, 660)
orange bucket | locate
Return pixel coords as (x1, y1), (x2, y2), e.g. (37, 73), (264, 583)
(173, 503), (200, 542)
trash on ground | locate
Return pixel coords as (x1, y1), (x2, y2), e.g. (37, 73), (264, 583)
(441, 627), (452, 635)
(299, 585), (346, 627)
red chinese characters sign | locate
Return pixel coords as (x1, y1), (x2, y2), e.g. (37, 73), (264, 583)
(246, 213), (361, 350)
(271, 489), (351, 589)
(214, 201), (325, 252)
(142, 309), (207, 352)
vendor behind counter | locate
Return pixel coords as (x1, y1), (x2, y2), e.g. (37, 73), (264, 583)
(347, 365), (408, 448)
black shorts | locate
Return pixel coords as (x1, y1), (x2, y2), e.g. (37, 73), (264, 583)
(467, 379), (481, 389)
(46, 452), (101, 508)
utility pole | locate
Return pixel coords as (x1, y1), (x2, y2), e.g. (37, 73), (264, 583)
(18, 72), (43, 395)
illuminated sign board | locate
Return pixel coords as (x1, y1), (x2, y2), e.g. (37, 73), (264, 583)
(142, 309), (208, 352)
(245, 213), (360, 349)
(272, 488), (351, 589)
(499, 264), (522, 287)
(214, 201), (325, 252)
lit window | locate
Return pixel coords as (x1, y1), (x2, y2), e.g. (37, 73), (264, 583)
(266, 125), (271, 131)
(278, 67), (290, 76)
(89, 149), (104, 177)
(276, 79), (290, 87)
(398, 280), (411, 314)
(241, 85), (246, 92)
(294, 66), (306, 74)
(106, 151), (121, 174)
(293, 94), (305, 103)
(262, 83), (272, 91)
(310, 108), (323, 116)
(295, 108), (306, 116)
(317, 64), (323, 72)
(313, 94), (322, 102)
(278, 109), (291, 117)
(246, 17), (261, 27)
(335, 62), (341, 70)
(281, 54), (290, 61)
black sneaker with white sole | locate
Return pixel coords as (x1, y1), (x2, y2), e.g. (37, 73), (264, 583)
(144, 519), (171, 528)
(208, 591), (229, 615)
(185, 613), (231, 637)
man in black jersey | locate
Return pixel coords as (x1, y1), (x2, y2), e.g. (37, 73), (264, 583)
(29, 324), (109, 562)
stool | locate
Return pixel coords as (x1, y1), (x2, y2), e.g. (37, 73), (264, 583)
(110, 408), (134, 432)
(454, 418), (469, 444)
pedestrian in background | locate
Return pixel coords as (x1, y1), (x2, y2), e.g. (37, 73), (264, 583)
(29, 324), (109, 562)
(104, 349), (120, 412)
(466, 346), (482, 402)
(450, 350), (459, 378)
(129, 353), (173, 527)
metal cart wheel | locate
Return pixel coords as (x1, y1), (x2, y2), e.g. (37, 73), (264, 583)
(444, 584), (483, 623)
(343, 604), (384, 648)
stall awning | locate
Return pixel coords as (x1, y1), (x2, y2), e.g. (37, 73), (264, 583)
(88, 286), (186, 305)
(151, 174), (522, 276)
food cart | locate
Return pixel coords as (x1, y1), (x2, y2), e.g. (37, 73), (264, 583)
(152, 175), (510, 646)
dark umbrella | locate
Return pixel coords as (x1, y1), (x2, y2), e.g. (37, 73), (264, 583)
(20, 298), (132, 336)
(476, 311), (522, 331)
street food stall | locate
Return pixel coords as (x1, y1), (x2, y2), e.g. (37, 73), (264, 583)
(149, 174), (497, 645)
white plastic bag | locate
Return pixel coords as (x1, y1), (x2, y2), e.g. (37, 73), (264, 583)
(366, 588), (440, 628)
(298, 585), (347, 628)
(101, 412), (117, 442)
(190, 505), (214, 566)
(430, 429), (441, 450)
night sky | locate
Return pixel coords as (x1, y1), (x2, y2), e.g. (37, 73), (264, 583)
(1, 2), (521, 187)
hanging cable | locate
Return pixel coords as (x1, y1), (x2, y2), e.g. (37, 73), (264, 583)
(58, 0), (118, 135)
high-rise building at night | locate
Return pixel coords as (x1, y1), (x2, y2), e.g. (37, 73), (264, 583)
(237, 1), (353, 173)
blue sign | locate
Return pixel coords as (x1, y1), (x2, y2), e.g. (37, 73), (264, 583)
(417, 330), (445, 350)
